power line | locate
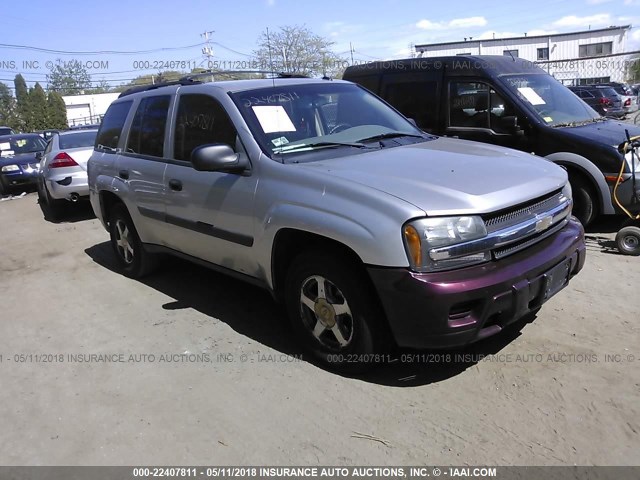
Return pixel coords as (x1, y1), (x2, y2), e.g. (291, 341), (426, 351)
(0, 42), (206, 56)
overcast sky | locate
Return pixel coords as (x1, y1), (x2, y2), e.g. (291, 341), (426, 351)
(1, 0), (639, 89)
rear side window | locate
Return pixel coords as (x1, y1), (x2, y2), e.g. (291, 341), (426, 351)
(126, 96), (171, 157)
(173, 94), (237, 162)
(349, 74), (380, 94)
(382, 72), (439, 131)
(96, 101), (132, 151)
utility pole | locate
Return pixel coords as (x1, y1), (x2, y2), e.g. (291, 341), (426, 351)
(350, 42), (354, 65)
(201, 30), (215, 80)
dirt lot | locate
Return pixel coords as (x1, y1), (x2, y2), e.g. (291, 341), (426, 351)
(0, 192), (638, 466)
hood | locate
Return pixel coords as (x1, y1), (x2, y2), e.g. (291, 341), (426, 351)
(0, 151), (41, 166)
(303, 137), (567, 216)
(557, 120), (640, 146)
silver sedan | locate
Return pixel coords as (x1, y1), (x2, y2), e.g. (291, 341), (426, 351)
(37, 129), (98, 218)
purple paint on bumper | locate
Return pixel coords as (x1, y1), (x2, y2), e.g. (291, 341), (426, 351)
(367, 217), (586, 349)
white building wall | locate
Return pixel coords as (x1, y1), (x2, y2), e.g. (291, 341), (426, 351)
(416, 27), (633, 84)
(62, 92), (119, 126)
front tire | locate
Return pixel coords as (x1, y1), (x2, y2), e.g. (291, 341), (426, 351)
(285, 250), (389, 373)
(109, 203), (157, 278)
(570, 175), (597, 226)
(616, 225), (640, 256)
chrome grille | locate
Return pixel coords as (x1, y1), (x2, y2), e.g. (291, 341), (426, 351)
(492, 219), (568, 259)
(484, 190), (564, 233)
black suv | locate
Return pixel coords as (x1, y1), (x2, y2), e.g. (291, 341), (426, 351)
(343, 56), (640, 225)
(568, 86), (625, 118)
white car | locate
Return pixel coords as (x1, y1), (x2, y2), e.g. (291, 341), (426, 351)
(37, 129), (98, 218)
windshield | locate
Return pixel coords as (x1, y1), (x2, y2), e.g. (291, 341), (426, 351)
(231, 82), (427, 159)
(0, 136), (47, 155)
(500, 74), (601, 127)
(59, 131), (98, 150)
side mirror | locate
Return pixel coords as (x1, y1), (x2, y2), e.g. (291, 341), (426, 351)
(501, 116), (524, 136)
(35, 151), (43, 160)
(191, 144), (248, 173)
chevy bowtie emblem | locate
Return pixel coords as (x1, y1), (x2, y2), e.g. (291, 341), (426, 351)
(535, 215), (553, 232)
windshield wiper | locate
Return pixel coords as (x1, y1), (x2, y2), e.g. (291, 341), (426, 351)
(357, 132), (426, 143)
(274, 141), (369, 153)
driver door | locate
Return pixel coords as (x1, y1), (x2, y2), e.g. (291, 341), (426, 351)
(446, 79), (528, 150)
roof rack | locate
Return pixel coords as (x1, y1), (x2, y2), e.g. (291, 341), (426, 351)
(179, 69), (310, 82)
(118, 78), (203, 98)
(117, 70), (312, 98)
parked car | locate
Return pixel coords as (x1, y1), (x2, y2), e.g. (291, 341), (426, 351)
(568, 86), (625, 118)
(69, 123), (101, 130)
(0, 126), (15, 136)
(88, 77), (585, 371)
(37, 129), (98, 217)
(34, 129), (62, 141)
(343, 56), (640, 226)
(0, 133), (47, 195)
(593, 82), (639, 114)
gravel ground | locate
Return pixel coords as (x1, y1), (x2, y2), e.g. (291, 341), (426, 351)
(0, 192), (638, 466)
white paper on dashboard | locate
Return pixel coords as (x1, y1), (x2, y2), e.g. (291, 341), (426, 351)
(517, 87), (546, 105)
(252, 106), (296, 133)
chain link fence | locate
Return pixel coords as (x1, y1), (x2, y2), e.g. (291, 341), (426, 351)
(535, 50), (640, 86)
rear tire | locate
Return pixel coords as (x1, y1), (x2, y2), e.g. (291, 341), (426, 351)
(284, 250), (390, 373)
(38, 179), (64, 220)
(615, 225), (640, 256)
(570, 175), (597, 226)
(109, 203), (158, 278)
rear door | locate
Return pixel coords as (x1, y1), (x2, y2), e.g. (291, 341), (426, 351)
(116, 95), (173, 245)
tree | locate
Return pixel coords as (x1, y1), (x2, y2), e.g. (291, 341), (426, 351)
(47, 91), (68, 130)
(252, 25), (347, 77)
(0, 83), (20, 130)
(24, 83), (48, 131)
(14, 74), (28, 105)
(46, 59), (92, 95)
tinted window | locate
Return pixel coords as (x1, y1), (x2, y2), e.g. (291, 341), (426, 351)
(449, 82), (514, 132)
(96, 101), (132, 151)
(59, 131), (98, 149)
(126, 96), (170, 157)
(173, 94), (237, 161)
(383, 73), (438, 131)
(349, 74), (380, 94)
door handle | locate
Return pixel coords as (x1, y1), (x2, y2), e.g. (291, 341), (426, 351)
(118, 169), (129, 180)
(168, 179), (183, 191)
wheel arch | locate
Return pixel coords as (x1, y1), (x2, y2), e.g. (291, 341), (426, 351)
(270, 228), (368, 303)
(545, 152), (615, 215)
(99, 190), (126, 227)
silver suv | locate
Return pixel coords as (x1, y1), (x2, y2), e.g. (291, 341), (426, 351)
(88, 76), (585, 371)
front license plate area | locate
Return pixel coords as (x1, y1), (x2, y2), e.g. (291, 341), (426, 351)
(543, 259), (571, 301)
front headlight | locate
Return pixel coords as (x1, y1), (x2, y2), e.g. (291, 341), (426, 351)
(1, 164), (19, 173)
(403, 216), (490, 272)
